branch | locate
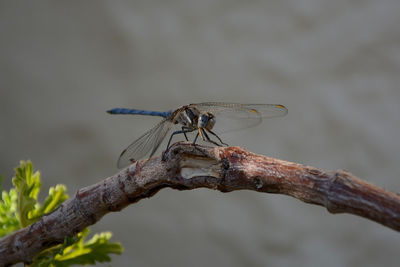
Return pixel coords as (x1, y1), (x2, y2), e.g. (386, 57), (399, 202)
(1, 143), (399, 265)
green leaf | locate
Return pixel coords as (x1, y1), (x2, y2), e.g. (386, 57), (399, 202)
(31, 235), (78, 267)
(32, 228), (123, 267)
(31, 184), (69, 219)
(0, 187), (19, 237)
(12, 160), (42, 227)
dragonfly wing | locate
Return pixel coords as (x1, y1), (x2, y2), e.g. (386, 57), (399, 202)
(117, 119), (173, 168)
(193, 102), (288, 134)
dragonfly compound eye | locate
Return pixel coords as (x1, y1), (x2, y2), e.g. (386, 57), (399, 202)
(198, 114), (210, 128)
(207, 115), (216, 130)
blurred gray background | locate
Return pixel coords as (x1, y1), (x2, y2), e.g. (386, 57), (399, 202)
(1, 1), (400, 266)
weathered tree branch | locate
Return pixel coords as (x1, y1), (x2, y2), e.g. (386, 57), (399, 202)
(1, 143), (399, 266)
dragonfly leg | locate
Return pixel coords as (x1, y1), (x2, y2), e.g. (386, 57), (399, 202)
(193, 132), (199, 145)
(206, 129), (228, 146)
(182, 126), (190, 141)
(201, 128), (222, 146)
(188, 131), (209, 157)
(166, 128), (195, 150)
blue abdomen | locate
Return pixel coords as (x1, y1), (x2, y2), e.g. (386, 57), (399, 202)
(107, 108), (171, 118)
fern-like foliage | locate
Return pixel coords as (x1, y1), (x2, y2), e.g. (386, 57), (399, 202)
(0, 161), (123, 266)
(0, 176), (20, 237)
(32, 228), (123, 267)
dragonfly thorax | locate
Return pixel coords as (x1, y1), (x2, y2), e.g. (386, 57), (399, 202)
(174, 107), (200, 128)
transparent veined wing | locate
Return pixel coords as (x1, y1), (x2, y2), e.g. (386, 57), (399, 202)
(192, 102), (287, 134)
(117, 119), (173, 168)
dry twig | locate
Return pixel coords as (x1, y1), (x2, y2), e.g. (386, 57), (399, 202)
(1, 143), (399, 266)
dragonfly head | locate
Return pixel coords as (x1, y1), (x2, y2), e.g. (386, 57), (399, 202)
(198, 112), (216, 130)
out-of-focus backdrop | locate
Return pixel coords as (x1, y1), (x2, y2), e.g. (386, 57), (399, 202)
(1, 1), (400, 266)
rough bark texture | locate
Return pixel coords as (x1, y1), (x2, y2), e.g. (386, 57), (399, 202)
(1, 143), (399, 266)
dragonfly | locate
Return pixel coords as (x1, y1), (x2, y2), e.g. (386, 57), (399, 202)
(107, 102), (288, 168)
